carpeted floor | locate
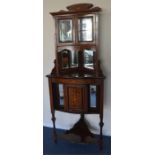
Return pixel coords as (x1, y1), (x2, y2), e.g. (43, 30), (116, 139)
(43, 126), (111, 155)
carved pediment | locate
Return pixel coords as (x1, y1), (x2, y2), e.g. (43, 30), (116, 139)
(50, 3), (101, 16)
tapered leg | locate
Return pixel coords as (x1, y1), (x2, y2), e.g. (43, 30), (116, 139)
(99, 114), (104, 150)
(99, 80), (104, 150)
(48, 78), (57, 143)
(51, 110), (57, 143)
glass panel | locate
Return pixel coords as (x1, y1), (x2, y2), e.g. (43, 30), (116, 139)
(84, 49), (94, 69)
(59, 19), (72, 42)
(90, 85), (96, 108)
(61, 50), (70, 69)
(59, 84), (64, 106)
(70, 51), (78, 68)
(78, 17), (93, 42)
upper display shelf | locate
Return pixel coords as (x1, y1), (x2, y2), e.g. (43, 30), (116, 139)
(50, 3), (102, 16)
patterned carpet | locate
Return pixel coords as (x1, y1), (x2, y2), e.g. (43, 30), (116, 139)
(43, 126), (111, 155)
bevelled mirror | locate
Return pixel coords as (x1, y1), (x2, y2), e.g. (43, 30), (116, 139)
(90, 85), (97, 108)
(84, 49), (94, 69)
(58, 84), (64, 106)
(78, 17), (93, 42)
(59, 19), (72, 42)
(70, 51), (78, 68)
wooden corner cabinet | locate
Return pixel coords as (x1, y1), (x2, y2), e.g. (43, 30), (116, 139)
(46, 3), (105, 150)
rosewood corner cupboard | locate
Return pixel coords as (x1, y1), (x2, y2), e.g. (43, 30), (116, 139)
(46, 3), (105, 149)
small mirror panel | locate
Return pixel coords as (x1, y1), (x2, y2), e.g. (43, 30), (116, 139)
(61, 50), (70, 69)
(70, 51), (78, 68)
(90, 85), (97, 108)
(58, 84), (64, 106)
(78, 17), (93, 42)
(84, 49), (94, 69)
(59, 19), (73, 42)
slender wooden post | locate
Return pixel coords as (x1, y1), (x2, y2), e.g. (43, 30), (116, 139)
(99, 80), (104, 150)
(51, 110), (57, 143)
(48, 78), (57, 143)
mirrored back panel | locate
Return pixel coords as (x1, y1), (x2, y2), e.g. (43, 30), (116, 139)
(70, 50), (78, 68)
(89, 85), (97, 108)
(61, 50), (70, 69)
(83, 49), (94, 69)
(58, 19), (73, 42)
(58, 84), (64, 106)
(57, 46), (97, 73)
(58, 49), (79, 70)
(78, 17), (93, 42)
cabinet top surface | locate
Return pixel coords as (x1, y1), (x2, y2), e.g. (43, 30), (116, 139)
(46, 73), (105, 79)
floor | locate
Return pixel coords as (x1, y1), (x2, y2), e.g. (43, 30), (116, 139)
(43, 126), (111, 155)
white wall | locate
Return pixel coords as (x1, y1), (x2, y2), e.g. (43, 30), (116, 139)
(43, 0), (111, 136)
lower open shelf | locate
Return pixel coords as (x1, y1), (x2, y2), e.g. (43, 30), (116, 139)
(52, 113), (104, 150)
(58, 133), (98, 144)
(57, 114), (98, 144)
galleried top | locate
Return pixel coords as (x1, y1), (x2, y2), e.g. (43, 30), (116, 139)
(50, 3), (102, 16)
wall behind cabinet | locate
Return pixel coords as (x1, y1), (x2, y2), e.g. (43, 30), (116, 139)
(43, 0), (111, 136)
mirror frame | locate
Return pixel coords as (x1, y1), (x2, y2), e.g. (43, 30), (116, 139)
(78, 16), (93, 42)
(58, 19), (73, 43)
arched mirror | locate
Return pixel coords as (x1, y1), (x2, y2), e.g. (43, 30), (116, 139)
(61, 50), (70, 69)
(59, 49), (79, 69)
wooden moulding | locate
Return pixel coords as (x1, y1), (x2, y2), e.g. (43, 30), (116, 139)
(50, 3), (102, 16)
(66, 3), (93, 11)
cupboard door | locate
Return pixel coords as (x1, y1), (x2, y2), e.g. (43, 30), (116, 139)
(64, 85), (88, 113)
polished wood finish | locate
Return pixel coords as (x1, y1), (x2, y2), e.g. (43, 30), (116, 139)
(47, 3), (105, 150)
(64, 84), (88, 112)
(65, 114), (94, 143)
(66, 3), (93, 11)
(48, 78), (57, 143)
(50, 4), (101, 16)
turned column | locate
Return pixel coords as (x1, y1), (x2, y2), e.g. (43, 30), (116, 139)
(48, 78), (57, 143)
(99, 80), (104, 150)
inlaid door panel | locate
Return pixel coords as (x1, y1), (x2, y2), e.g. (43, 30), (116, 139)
(68, 87), (82, 110)
(64, 85), (88, 112)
